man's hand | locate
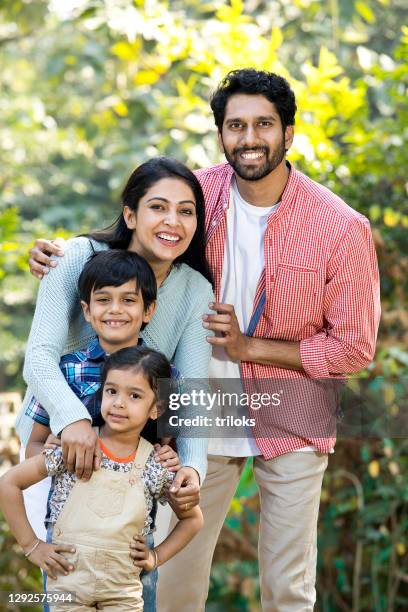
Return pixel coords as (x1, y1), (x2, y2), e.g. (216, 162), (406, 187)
(153, 443), (181, 472)
(130, 535), (157, 571)
(61, 420), (101, 480)
(28, 237), (66, 280)
(203, 302), (250, 362)
(167, 467), (200, 511)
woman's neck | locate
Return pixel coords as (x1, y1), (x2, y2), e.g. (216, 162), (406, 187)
(126, 239), (172, 287)
(150, 261), (173, 287)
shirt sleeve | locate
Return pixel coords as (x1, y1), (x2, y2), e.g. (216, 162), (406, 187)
(300, 216), (381, 378)
(23, 238), (95, 436)
(171, 281), (214, 483)
(44, 447), (65, 477)
(25, 395), (50, 426)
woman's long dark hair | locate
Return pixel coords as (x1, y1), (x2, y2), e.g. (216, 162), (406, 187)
(87, 157), (213, 285)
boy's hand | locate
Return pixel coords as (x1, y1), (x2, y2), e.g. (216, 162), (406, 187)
(153, 443), (181, 472)
(130, 535), (156, 571)
(26, 540), (76, 580)
(167, 467), (200, 510)
(43, 434), (61, 451)
(61, 420), (101, 480)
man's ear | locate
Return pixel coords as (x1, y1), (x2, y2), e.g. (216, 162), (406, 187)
(218, 130), (225, 155)
(81, 300), (91, 323)
(143, 301), (156, 324)
(123, 206), (137, 230)
(284, 125), (294, 152)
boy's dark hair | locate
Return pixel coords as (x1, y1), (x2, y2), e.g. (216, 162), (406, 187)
(210, 69), (297, 132)
(78, 250), (157, 311)
(101, 346), (172, 409)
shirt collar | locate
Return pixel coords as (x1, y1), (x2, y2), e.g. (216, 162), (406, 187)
(86, 337), (106, 360)
(86, 336), (145, 360)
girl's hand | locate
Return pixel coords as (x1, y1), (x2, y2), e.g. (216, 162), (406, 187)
(130, 535), (156, 571)
(153, 443), (181, 472)
(26, 540), (76, 580)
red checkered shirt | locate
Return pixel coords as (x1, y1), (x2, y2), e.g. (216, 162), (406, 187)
(196, 162), (381, 459)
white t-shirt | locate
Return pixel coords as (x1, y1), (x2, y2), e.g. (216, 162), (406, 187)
(208, 179), (277, 456)
(208, 179), (320, 457)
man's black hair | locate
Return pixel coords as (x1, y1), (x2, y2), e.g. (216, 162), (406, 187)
(210, 68), (297, 132)
(78, 249), (157, 310)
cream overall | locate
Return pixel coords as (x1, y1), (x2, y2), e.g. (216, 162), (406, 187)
(48, 437), (153, 611)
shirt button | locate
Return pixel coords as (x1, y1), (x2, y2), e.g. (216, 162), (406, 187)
(211, 220), (217, 226)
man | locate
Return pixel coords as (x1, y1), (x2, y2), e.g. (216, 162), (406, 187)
(157, 69), (380, 611)
(28, 69), (380, 610)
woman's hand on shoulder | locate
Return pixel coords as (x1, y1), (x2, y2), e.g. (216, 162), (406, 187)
(28, 237), (66, 280)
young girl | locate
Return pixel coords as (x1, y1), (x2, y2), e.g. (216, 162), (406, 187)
(0, 346), (203, 611)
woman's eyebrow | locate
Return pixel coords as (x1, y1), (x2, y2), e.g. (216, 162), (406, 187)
(146, 196), (196, 206)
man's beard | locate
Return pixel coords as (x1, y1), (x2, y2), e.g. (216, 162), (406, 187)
(223, 138), (286, 181)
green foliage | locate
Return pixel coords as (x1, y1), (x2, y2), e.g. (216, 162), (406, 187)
(1, 0), (407, 609)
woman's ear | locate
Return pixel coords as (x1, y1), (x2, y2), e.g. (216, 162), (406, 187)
(123, 206), (137, 230)
(143, 301), (156, 324)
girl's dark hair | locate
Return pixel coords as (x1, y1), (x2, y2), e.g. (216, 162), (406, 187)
(210, 69), (297, 132)
(78, 250), (157, 309)
(87, 157), (213, 286)
(101, 346), (172, 407)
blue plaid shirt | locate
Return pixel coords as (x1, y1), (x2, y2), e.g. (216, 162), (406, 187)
(25, 337), (106, 427)
(25, 338), (183, 429)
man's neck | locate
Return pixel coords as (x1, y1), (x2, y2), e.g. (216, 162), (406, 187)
(98, 336), (140, 355)
(234, 160), (290, 207)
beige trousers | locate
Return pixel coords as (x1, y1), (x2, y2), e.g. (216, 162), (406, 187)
(158, 451), (328, 612)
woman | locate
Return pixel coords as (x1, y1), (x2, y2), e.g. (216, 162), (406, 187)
(15, 159), (214, 610)
(18, 155), (213, 473)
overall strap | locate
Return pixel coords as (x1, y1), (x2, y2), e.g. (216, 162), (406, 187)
(130, 437), (154, 480)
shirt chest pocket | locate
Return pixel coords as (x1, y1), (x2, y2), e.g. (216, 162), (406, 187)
(265, 264), (323, 338)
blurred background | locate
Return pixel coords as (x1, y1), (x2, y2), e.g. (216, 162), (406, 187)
(0, 0), (407, 610)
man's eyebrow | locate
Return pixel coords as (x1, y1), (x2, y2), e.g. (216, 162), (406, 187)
(146, 196), (196, 205)
(225, 114), (277, 122)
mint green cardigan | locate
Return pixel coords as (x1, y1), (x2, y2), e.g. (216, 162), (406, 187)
(16, 237), (214, 481)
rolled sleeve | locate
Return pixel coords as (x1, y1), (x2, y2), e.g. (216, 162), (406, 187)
(300, 217), (380, 378)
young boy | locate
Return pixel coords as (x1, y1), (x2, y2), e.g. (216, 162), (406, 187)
(23, 249), (181, 611)
(25, 249), (157, 455)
